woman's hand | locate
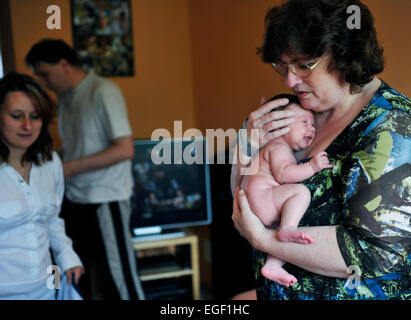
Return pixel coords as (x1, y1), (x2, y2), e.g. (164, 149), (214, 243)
(232, 187), (268, 249)
(246, 97), (295, 150)
(65, 266), (84, 285)
(232, 188), (348, 277)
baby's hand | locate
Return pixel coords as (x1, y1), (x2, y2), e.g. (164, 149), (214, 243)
(309, 151), (333, 172)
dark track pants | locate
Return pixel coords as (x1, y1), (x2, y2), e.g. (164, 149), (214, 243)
(60, 197), (145, 300)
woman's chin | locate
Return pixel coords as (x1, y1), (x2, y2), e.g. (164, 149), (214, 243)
(300, 98), (319, 111)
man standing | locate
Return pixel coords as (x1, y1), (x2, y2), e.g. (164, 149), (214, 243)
(25, 39), (144, 300)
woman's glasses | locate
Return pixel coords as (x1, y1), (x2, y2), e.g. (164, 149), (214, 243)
(271, 56), (323, 78)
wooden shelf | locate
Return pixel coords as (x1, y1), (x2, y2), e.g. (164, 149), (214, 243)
(140, 268), (193, 281)
(133, 232), (200, 299)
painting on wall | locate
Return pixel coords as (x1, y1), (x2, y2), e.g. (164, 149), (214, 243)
(71, 0), (134, 76)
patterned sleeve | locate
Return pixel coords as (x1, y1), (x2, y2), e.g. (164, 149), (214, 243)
(336, 107), (411, 280)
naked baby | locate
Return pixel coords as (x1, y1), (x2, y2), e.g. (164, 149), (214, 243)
(242, 94), (333, 286)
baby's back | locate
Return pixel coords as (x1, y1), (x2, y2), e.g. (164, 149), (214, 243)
(242, 142), (281, 192)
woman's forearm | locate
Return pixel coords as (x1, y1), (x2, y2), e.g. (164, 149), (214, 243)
(256, 225), (349, 278)
(233, 189), (349, 278)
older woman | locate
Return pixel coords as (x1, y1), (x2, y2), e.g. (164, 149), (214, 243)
(0, 72), (83, 299)
(232, 0), (410, 299)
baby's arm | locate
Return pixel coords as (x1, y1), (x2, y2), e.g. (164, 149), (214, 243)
(265, 144), (332, 184)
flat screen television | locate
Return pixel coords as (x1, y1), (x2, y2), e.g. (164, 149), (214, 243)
(130, 137), (212, 241)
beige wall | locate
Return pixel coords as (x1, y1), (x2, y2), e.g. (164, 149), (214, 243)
(365, 0), (411, 96)
(189, 0), (286, 133)
(9, 0), (411, 146)
(7, 0), (411, 295)
(189, 0), (411, 133)
(9, 0), (208, 288)
(10, 0), (196, 148)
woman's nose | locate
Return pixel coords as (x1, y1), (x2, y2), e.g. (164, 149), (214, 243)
(285, 70), (303, 88)
(22, 117), (32, 130)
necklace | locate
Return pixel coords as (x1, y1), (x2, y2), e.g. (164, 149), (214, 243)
(11, 161), (31, 184)
(22, 163), (31, 183)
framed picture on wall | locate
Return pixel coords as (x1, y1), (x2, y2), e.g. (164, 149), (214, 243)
(70, 0), (134, 76)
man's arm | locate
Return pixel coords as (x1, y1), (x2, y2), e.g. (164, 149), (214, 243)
(62, 135), (134, 178)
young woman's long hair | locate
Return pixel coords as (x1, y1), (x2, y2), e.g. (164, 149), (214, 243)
(0, 72), (57, 165)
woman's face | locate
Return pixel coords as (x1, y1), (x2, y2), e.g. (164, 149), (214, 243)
(0, 91), (43, 155)
(281, 54), (350, 113)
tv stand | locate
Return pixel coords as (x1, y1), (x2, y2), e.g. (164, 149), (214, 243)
(132, 228), (186, 243)
(133, 231), (200, 299)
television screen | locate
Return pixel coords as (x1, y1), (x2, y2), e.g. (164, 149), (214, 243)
(130, 138), (212, 237)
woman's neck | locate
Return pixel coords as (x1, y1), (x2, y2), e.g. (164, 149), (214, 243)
(298, 77), (382, 160)
(317, 77), (381, 125)
(8, 153), (31, 183)
(8, 149), (26, 167)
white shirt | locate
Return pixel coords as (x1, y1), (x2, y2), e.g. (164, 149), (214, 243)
(0, 152), (82, 299)
(58, 71), (133, 204)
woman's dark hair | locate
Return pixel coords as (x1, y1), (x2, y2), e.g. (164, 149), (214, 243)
(0, 72), (57, 165)
(25, 38), (79, 68)
(257, 0), (384, 93)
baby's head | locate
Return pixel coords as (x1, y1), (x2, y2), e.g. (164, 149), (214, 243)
(268, 94), (315, 151)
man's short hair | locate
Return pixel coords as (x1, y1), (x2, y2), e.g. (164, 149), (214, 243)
(25, 39), (79, 68)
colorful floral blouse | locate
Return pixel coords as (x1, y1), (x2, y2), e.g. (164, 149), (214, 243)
(254, 80), (411, 300)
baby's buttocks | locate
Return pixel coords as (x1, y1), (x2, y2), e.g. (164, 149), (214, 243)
(242, 174), (280, 192)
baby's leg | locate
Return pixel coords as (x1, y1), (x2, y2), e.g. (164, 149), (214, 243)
(246, 180), (280, 227)
(247, 179), (312, 243)
(274, 184), (313, 244)
(261, 255), (297, 287)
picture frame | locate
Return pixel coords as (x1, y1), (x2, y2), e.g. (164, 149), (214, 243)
(70, 0), (134, 76)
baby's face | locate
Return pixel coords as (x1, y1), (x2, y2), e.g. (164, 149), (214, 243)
(282, 103), (315, 151)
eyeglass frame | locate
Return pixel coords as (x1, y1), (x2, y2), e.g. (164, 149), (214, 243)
(271, 56), (323, 78)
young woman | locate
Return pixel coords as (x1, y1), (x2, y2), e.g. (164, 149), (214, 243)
(0, 72), (83, 299)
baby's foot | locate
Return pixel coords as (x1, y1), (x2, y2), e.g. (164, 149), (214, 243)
(261, 262), (297, 287)
(277, 227), (314, 244)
